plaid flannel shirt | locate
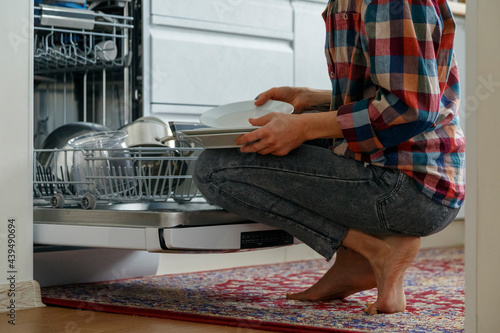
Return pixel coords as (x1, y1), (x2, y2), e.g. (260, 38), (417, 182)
(323, 0), (465, 208)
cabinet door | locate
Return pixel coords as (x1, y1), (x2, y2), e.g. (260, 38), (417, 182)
(151, 29), (293, 108)
(148, 0), (294, 120)
(151, 0), (293, 36)
(293, 0), (331, 89)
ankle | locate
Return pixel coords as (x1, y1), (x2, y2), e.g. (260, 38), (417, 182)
(342, 230), (387, 261)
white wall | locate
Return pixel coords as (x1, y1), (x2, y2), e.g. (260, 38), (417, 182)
(0, 0), (42, 314)
(0, 1), (33, 284)
(465, 0), (500, 331)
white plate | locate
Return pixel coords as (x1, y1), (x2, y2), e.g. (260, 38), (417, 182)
(178, 127), (259, 136)
(200, 100), (294, 128)
(178, 128), (256, 149)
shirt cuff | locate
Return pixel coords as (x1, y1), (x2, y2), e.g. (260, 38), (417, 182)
(336, 98), (383, 154)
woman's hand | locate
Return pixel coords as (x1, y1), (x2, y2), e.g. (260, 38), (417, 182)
(236, 112), (308, 156)
(254, 87), (331, 114)
(236, 111), (343, 156)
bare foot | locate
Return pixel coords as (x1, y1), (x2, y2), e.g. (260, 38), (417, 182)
(286, 246), (376, 301)
(342, 231), (421, 314)
(365, 235), (421, 314)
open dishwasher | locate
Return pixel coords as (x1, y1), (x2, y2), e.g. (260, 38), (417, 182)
(32, 0), (298, 253)
(33, 143), (296, 251)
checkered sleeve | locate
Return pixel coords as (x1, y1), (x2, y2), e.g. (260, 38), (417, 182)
(336, 0), (445, 154)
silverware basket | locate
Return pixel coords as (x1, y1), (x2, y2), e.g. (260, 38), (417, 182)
(34, 147), (203, 209)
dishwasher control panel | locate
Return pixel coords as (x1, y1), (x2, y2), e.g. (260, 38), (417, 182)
(241, 230), (294, 249)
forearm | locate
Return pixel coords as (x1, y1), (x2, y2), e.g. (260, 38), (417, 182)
(304, 89), (332, 111)
(301, 111), (343, 140)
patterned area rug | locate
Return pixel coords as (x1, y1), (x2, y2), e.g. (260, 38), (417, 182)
(42, 247), (464, 333)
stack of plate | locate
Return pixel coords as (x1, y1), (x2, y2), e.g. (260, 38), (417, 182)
(178, 100), (294, 149)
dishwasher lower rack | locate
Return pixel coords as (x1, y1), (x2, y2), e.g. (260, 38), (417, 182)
(34, 147), (204, 209)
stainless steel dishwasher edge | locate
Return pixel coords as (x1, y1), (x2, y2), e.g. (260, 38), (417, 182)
(34, 201), (299, 251)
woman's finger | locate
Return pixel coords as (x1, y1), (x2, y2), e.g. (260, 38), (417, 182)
(254, 88), (278, 106)
(239, 138), (268, 153)
(235, 129), (262, 146)
(248, 113), (272, 127)
(254, 92), (269, 106)
(235, 114), (273, 146)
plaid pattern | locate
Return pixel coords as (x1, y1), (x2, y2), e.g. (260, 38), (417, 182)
(323, 0), (465, 208)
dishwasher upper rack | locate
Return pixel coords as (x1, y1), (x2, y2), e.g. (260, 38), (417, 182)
(34, 147), (204, 209)
(33, 4), (134, 74)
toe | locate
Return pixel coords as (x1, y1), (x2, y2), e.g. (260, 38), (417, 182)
(286, 292), (302, 300)
(286, 291), (310, 301)
(364, 302), (378, 315)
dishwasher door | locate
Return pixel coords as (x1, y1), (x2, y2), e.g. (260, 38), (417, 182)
(33, 202), (298, 252)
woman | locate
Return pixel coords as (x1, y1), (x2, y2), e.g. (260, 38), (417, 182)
(194, 0), (464, 314)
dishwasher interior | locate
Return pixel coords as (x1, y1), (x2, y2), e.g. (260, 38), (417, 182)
(32, 0), (297, 252)
(34, 0), (138, 143)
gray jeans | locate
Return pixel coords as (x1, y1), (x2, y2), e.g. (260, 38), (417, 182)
(193, 144), (459, 260)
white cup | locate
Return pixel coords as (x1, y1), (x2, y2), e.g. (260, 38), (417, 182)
(95, 40), (117, 62)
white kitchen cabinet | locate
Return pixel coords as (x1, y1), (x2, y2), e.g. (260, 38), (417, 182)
(150, 0), (293, 38)
(144, 0), (332, 122)
(145, 0), (295, 122)
(292, 0), (330, 89)
(150, 30), (294, 116)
